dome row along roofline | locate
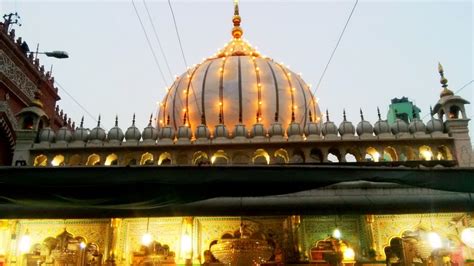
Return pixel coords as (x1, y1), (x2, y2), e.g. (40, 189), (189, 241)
(37, 112), (447, 145)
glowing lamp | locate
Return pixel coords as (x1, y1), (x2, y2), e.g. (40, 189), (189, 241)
(80, 242), (87, 249)
(428, 232), (442, 249)
(141, 233), (153, 246)
(333, 228), (342, 239)
(461, 228), (474, 248)
(421, 150), (433, 161)
(181, 232), (192, 255)
(343, 248), (355, 261)
(372, 152), (380, 162)
(19, 231), (31, 253)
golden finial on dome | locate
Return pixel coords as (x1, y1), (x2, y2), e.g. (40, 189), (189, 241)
(438, 62), (454, 98)
(232, 0), (243, 39)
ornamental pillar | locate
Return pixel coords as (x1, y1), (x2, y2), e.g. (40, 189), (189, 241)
(105, 218), (121, 266)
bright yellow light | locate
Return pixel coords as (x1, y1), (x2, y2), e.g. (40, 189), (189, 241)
(141, 233), (153, 246)
(259, 101), (262, 105)
(428, 232), (442, 249)
(80, 242), (87, 249)
(19, 233), (31, 253)
(51, 155), (64, 166)
(218, 102), (223, 106)
(461, 228), (474, 248)
(181, 232), (192, 256)
(333, 228), (342, 239)
(256, 67), (260, 72)
(292, 87), (296, 91)
(257, 83), (262, 87)
(210, 156), (216, 164)
(421, 150), (433, 161)
(373, 152), (380, 162)
(182, 108), (187, 112)
(343, 248), (355, 261)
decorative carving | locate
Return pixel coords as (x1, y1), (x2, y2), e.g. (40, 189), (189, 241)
(0, 50), (37, 100)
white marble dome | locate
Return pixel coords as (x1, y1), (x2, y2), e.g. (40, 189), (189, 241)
(157, 9), (321, 137)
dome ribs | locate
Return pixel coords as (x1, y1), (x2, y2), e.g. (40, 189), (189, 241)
(276, 63), (295, 123)
(295, 76), (308, 129)
(160, 78), (178, 129)
(218, 57), (228, 125)
(200, 60), (215, 126)
(251, 56), (262, 123)
(171, 77), (185, 130)
(265, 61), (280, 122)
(237, 56), (243, 123)
(184, 64), (201, 129)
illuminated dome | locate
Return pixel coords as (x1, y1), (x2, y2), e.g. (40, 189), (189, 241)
(157, 2), (321, 137)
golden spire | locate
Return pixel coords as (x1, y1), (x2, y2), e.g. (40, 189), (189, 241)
(232, 0), (243, 39)
(438, 62), (454, 98)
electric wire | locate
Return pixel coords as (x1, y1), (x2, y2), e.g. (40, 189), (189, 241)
(142, 0), (174, 80)
(131, 0), (169, 87)
(167, 0), (202, 117)
(300, 0), (359, 123)
(314, 0), (359, 95)
(54, 80), (97, 123)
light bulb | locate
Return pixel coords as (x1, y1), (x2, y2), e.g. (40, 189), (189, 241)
(343, 247), (355, 260)
(461, 228), (474, 248)
(428, 232), (442, 249)
(80, 242), (87, 249)
(333, 228), (342, 239)
(19, 234), (31, 253)
(141, 233), (153, 246)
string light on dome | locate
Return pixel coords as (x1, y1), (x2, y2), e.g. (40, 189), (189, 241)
(218, 102), (222, 106)
(182, 108), (187, 112)
(292, 87), (296, 92)
(259, 101), (262, 105)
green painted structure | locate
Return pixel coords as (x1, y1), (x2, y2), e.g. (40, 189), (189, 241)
(387, 97), (421, 124)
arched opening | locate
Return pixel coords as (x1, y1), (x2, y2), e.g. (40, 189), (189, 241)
(327, 148), (341, 163)
(140, 152), (154, 165)
(291, 149), (305, 163)
(383, 146), (398, 162)
(449, 105), (461, 119)
(419, 145), (433, 161)
(399, 146), (416, 161)
(252, 149), (270, 165)
(158, 152), (172, 165)
(365, 147), (380, 162)
(274, 148), (289, 164)
(344, 153), (357, 162)
(211, 150), (229, 165)
(22, 116), (34, 130)
(345, 147), (361, 162)
(33, 154), (48, 166)
(86, 154), (101, 166)
(69, 154), (81, 166)
(436, 145), (453, 160)
(310, 148), (323, 163)
(105, 153), (118, 166)
(232, 152), (250, 164)
(51, 155), (65, 166)
(192, 151), (209, 165)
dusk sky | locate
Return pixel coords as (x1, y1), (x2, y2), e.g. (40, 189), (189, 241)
(1, 0), (472, 140)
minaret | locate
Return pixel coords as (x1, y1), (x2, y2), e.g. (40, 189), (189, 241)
(432, 63), (471, 166)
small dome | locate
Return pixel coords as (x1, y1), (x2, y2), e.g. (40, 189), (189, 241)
(89, 116), (106, 141)
(426, 117), (444, 133)
(268, 122), (284, 137)
(408, 118), (426, 134)
(72, 117), (89, 142)
(374, 120), (390, 135)
(357, 121), (373, 136)
(321, 111), (337, 136)
(56, 125), (72, 143)
(338, 112), (355, 136)
(195, 123), (210, 139)
(142, 117), (159, 141)
(108, 116), (124, 142)
(39, 127), (55, 143)
(304, 121), (321, 136)
(287, 122), (302, 136)
(390, 119), (409, 134)
(159, 125), (175, 140)
(125, 115), (141, 141)
(214, 124), (229, 138)
(250, 123), (265, 137)
(233, 123), (247, 138)
(177, 125), (192, 139)
(356, 110), (373, 136)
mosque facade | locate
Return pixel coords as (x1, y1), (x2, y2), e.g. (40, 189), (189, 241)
(0, 2), (473, 266)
